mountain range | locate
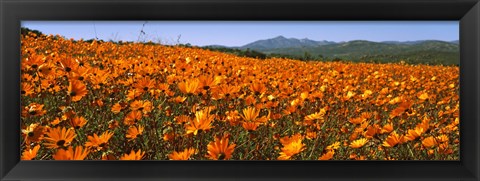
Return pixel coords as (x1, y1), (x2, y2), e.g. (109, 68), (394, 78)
(203, 36), (459, 65)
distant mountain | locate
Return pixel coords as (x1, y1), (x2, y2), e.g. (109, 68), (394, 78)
(202, 36), (460, 65)
(203, 45), (233, 49)
(263, 40), (459, 65)
(450, 40), (459, 44)
(239, 36), (337, 50)
(381, 40), (431, 45)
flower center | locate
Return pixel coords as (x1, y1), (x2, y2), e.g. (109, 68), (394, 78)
(29, 110), (37, 115)
(218, 153), (226, 160)
(56, 140), (66, 147)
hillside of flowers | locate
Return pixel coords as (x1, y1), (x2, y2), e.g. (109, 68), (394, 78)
(20, 32), (459, 160)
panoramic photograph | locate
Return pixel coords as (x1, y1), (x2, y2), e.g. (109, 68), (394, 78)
(20, 21), (459, 160)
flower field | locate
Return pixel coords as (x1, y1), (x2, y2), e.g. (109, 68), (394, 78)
(20, 32), (459, 160)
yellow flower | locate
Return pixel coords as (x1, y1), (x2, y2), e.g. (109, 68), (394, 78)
(350, 138), (368, 149)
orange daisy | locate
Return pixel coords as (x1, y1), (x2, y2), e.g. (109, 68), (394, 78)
(206, 135), (236, 160)
(53, 146), (90, 160)
(68, 80), (88, 102)
(168, 148), (196, 160)
(21, 145), (41, 160)
(85, 130), (114, 152)
(126, 125), (144, 140)
(43, 127), (76, 149)
(185, 109), (214, 135)
(120, 149), (145, 160)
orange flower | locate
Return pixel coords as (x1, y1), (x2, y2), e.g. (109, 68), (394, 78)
(108, 120), (119, 129)
(178, 78), (200, 95)
(418, 116), (430, 131)
(405, 127), (424, 141)
(43, 127), (76, 149)
(70, 116), (88, 129)
(21, 123), (45, 144)
(225, 110), (241, 126)
(58, 57), (78, 74)
(389, 100), (413, 118)
(134, 77), (155, 94)
(68, 80), (88, 102)
(21, 82), (35, 96)
(124, 110), (142, 125)
(37, 62), (55, 77)
(185, 109), (214, 135)
(305, 129), (317, 140)
(23, 53), (44, 71)
(206, 135), (236, 160)
(277, 134), (305, 160)
(213, 84), (240, 100)
(241, 121), (259, 131)
(126, 89), (142, 101)
(170, 96), (187, 103)
(304, 109), (326, 125)
(326, 142), (341, 151)
(163, 132), (176, 141)
(380, 123), (394, 134)
(278, 137), (305, 160)
(199, 75), (221, 91)
(126, 125), (144, 140)
(85, 130), (114, 151)
(240, 107), (260, 122)
(349, 117), (365, 125)
(363, 125), (378, 139)
(130, 100), (153, 113)
(422, 136), (438, 148)
(418, 92), (429, 100)
(53, 146), (90, 160)
(175, 115), (191, 125)
(168, 148), (196, 160)
(111, 103), (123, 114)
(382, 131), (405, 147)
(318, 150), (335, 160)
(21, 145), (41, 160)
(250, 82), (267, 96)
(23, 103), (47, 117)
(120, 149), (145, 160)
(436, 134), (449, 143)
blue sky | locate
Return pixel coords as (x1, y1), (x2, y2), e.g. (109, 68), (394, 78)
(21, 21), (459, 47)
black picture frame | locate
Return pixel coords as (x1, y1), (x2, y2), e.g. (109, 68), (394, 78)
(1, 0), (479, 180)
